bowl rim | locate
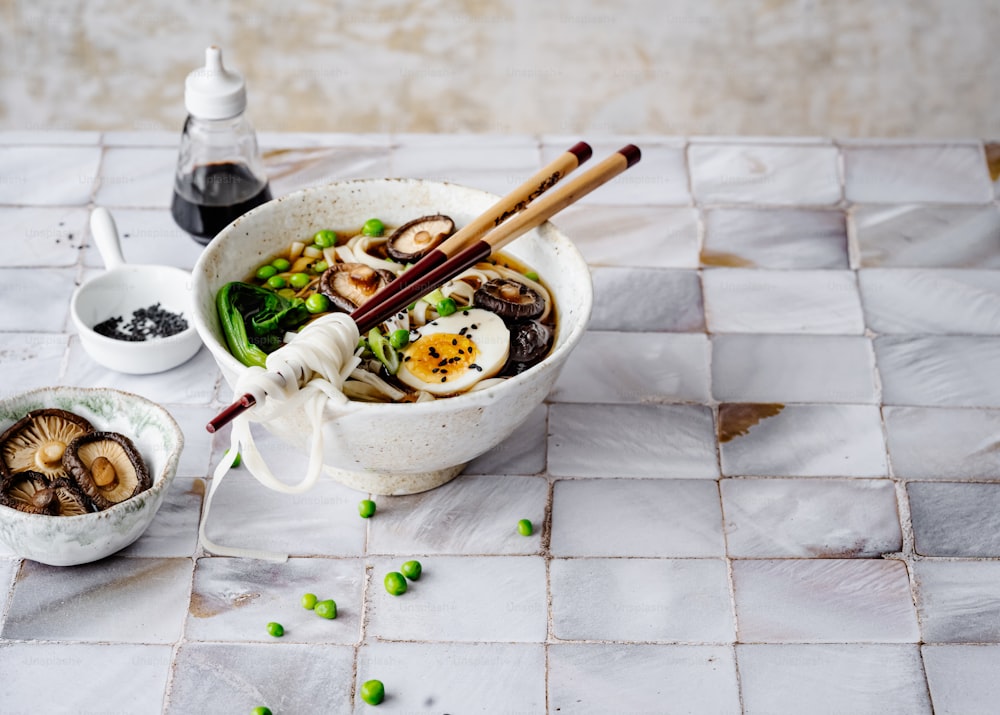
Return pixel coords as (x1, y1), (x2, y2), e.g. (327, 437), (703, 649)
(0, 386), (184, 524)
(191, 178), (594, 415)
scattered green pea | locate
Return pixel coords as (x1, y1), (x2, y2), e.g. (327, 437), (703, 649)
(362, 218), (385, 237)
(524, 270), (539, 282)
(436, 297), (457, 316)
(301, 592), (318, 610)
(315, 599), (337, 619)
(251, 707), (272, 715)
(224, 449), (241, 468)
(384, 571), (407, 596)
(271, 257), (291, 272)
(305, 293), (331, 314)
(256, 264), (278, 280)
(313, 229), (338, 248)
(266, 621), (284, 638)
(517, 518), (533, 536)
(359, 499), (377, 518)
(389, 329), (410, 350)
(266, 275), (286, 290)
(400, 560), (422, 581)
(360, 679), (385, 706)
(312, 260), (329, 273)
(289, 272), (311, 289)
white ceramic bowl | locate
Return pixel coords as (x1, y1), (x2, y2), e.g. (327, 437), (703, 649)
(192, 179), (593, 494)
(0, 387), (184, 565)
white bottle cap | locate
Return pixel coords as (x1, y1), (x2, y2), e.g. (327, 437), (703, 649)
(184, 46), (246, 120)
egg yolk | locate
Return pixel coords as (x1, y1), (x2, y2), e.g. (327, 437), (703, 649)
(402, 333), (479, 385)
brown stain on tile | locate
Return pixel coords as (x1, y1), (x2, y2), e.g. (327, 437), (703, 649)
(189, 590), (260, 618)
(985, 143), (1000, 182)
(700, 249), (754, 268)
(718, 403), (785, 443)
(187, 478), (206, 498)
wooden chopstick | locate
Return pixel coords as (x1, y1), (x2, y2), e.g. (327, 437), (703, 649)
(206, 144), (639, 433)
(350, 141), (592, 326)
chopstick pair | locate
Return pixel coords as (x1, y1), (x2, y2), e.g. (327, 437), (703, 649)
(206, 142), (641, 433)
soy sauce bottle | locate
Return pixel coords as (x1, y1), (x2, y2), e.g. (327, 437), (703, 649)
(171, 46), (271, 245)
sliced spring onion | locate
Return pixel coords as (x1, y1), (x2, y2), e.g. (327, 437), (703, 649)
(367, 328), (400, 375)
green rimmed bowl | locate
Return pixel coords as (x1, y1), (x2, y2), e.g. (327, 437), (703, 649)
(0, 387), (184, 565)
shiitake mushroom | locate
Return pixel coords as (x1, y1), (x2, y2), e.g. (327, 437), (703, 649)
(62, 431), (151, 511)
(473, 278), (545, 321)
(385, 214), (454, 262)
(319, 263), (396, 312)
(0, 408), (94, 480)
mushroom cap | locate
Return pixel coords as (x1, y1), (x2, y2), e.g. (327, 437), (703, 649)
(50, 477), (96, 516)
(0, 408), (95, 480)
(319, 263), (395, 313)
(473, 278), (545, 321)
(386, 214), (455, 262)
(62, 431), (151, 510)
(0, 469), (58, 515)
(509, 319), (552, 364)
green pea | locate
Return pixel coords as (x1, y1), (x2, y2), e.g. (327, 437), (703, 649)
(384, 571), (407, 596)
(400, 560), (422, 581)
(359, 499), (376, 518)
(255, 264), (278, 280)
(305, 293), (331, 314)
(315, 599), (337, 619)
(289, 272), (311, 289)
(436, 297), (457, 317)
(389, 329), (410, 350)
(360, 679), (385, 706)
(312, 260), (329, 273)
(266, 621), (284, 637)
(362, 218), (385, 237)
(266, 275), (286, 290)
(524, 270), (539, 282)
(271, 257), (291, 272)
(301, 592), (318, 610)
(251, 707), (272, 715)
(224, 449), (241, 468)
(517, 518), (533, 536)
(313, 229), (338, 248)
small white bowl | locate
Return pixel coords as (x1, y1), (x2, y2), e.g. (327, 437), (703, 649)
(192, 179), (593, 495)
(70, 208), (202, 374)
(0, 387), (184, 566)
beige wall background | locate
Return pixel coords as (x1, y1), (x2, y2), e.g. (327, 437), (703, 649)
(1, 0), (997, 137)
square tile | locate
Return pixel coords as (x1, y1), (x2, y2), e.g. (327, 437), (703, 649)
(733, 559), (918, 642)
(703, 269), (864, 334)
(0, 268), (78, 332)
(737, 644), (930, 715)
(0, 146), (102, 205)
(354, 642), (545, 714)
(548, 644), (741, 715)
(0, 558), (16, 609)
(852, 204), (1000, 268)
(550, 331), (711, 404)
(464, 404), (546, 476)
(0, 206), (88, 266)
(367, 475), (547, 555)
(859, 269), (1000, 334)
(0, 333), (70, 395)
(366, 556), (546, 642)
(82, 208), (205, 271)
(914, 561), (1000, 643)
(391, 142), (540, 196)
(923, 645), (1000, 715)
(722, 478), (901, 558)
(689, 144), (841, 205)
(589, 267), (705, 331)
(120, 477), (203, 557)
(93, 147), (176, 208)
(186, 557), (363, 644)
(884, 406), (1000, 479)
(712, 335), (877, 403)
(172, 405), (223, 477)
(551, 558), (734, 642)
(844, 145), (992, 204)
(552, 205), (700, 268)
(719, 403), (888, 477)
(910, 482), (1000, 557)
(701, 208), (848, 269)
(548, 403), (718, 479)
(551, 479), (725, 557)
(166, 642), (354, 714)
(265, 145), (393, 197)
(2, 557), (192, 643)
(875, 336), (1000, 407)
(0, 643), (172, 713)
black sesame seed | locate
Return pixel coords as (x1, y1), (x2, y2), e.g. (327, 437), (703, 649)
(452, 338), (457, 345)
(440, 377), (447, 382)
(432, 368), (439, 373)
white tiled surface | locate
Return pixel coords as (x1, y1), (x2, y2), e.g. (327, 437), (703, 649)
(1, 133), (999, 714)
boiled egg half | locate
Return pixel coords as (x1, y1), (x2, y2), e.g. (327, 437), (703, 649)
(397, 308), (509, 395)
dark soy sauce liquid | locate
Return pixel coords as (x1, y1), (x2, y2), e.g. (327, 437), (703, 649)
(171, 162), (272, 245)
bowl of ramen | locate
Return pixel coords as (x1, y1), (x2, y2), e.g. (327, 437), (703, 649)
(191, 179), (592, 495)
